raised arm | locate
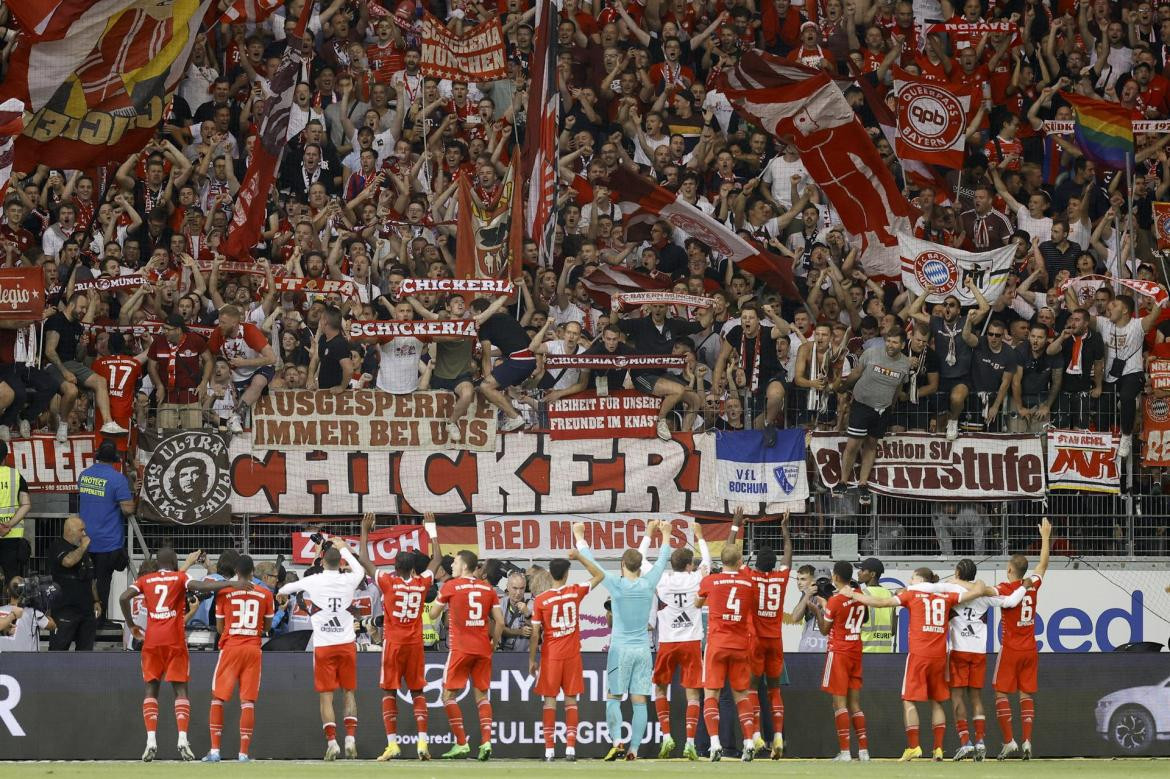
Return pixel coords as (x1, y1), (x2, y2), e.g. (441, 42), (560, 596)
(1034, 517), (1052, 578)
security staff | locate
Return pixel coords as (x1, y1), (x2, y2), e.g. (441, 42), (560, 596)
(0, 441), (32, 581)
(77, 440), (135, 625)
(857, 557), (896, 653)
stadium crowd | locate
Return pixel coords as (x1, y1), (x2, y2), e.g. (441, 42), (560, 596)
(2, 0), (1170, 551)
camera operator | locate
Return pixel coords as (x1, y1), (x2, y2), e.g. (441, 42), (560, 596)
(0, 440), (33, 581)
(0, 576), (56, 651)
(48, 515), (101, 650)
(498, 571), (531, 652)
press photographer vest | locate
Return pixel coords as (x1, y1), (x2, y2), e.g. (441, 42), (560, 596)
(861, 584), (895, 653)
(0, 466), (23, 539)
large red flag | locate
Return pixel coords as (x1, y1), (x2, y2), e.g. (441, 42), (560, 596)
(579, 266), (672, 311)
(454, 173), (476, 280)
(893, 67), (975, 170)
(509, 155), (525, 280)
(521, 0), (558, 266)
(219, 0), (282, 24)
(221, 0), (313, 260)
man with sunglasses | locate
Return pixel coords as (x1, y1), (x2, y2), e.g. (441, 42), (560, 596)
(960, 316), (1019, 435)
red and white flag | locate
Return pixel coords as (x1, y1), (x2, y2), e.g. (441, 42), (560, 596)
(1154, 202), (1170, 250)
(219, 0), (282, 24)
(894, 67), (975, 169)
(0, 98), (25, 200)
(221, 0), (313, 259)
(522, 0), (559, 267)
(717, 51), (915, 245)
(1062, 274), (1169, 308)
(579, 266), (671, 311)
(608, 166), (799, 299)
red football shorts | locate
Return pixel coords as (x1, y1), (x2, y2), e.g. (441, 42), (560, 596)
(902, 654), (950, 702)
(380, 641), (425, 691)
(313, 643), (357, 693)
(701, 644), (750, 691)
(141, 644), (190, 683)
(820, 650), (863, 696)
(949, 650), (987, 689)
(213, 645), (262, 701)
(535, 654), (585, 697)
(444, 651), (492, 691)
(993, 649), (1038, 694)
(652, 640), (703, 688)
(749, 636), (785, 679)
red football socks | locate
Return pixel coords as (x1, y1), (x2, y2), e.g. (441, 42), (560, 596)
(209, 699), (223, 750)
(143, 697), (158, 734)
(412, 693), (428, 733)
(685, 700), (700, 740)
(174, 698), (190, 736)
(956, 717), (970, 746)
(973, 715), (986, 743)
(769, 687), (784, 734)
(478, 699), (493, 743)
(654, 696), (671, 733)
(703, 698), (720, 740)
(240, 701), (255, 755)
(852, 711), (868, 750)
(735, 697), (755, 740)
(906, 725), (920, 749)
(933, 724), (945, 750)
(996, 697), (1015, 743)
(565, 703), (579, 749)
(444, 701), (466, 745)
(1021, 698), (1034, 741)
(343, 716), (357, 738)
(323, 722), (337, 742)
(834, 708), (851, 751)
(382, 695), (397, 737)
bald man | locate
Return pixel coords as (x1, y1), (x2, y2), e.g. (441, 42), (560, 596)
(48, 516), (101, 650)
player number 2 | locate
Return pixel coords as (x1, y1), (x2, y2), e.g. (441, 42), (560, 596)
(467, 590), (483, 622)
(152, 584), (170, 613)
(393, 590), (423, 620)
(926, 598), (948, 627)
(550, 602), (577, 630)
(232, 598), (261, 630)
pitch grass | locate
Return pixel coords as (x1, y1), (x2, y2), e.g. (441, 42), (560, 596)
(2, 759), (1168, 778)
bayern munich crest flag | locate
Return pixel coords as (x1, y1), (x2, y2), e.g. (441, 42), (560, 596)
(1154, 202), (1170, 250)
(899, 232), (1013, 306)
(714, 429), (808, 505)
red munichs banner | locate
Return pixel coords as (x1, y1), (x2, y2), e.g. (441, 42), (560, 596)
(0, 267), (46, 321)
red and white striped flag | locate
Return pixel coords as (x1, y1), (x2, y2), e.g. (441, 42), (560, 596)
(0, 99), (25, 201)
(219, 0), (282, 24)
(522, 0), (558, 267)
(579, 266), (671, 312)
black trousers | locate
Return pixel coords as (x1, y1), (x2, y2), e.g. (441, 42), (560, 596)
(0, 536), (31, 580)
(90, 549), (123, 619)
(0, 365), (62, 427)
(1104, 373), (1144, 435)
(48, 606), (97, 651)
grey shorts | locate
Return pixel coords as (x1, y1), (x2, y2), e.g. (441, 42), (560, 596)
(50, 360), (94, 385)
(632, 371), (686, 395)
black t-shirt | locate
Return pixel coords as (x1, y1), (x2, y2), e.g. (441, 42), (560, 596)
(1016, 344), (1062, 398)
(583, 341), (635, 389)
(969, 337), (1020, 394)
(1060, 330), (1106, 393)
(904, 345), (940, 397)
(724, 325), (783, 380)
(478, 312), (530, 356)
(617, 316), (703, 374)
(316, 333), (351, 389)
(45, 312), (83, 362)
(49, 536), (94, 611)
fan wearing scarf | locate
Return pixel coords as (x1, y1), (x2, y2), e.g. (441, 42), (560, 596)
(710, 303), (791, 447)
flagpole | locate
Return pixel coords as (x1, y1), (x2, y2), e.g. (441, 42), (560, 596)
(1127, 150), (1137, 282)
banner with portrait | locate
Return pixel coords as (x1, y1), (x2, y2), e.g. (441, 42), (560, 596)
(137, 430), (232, 525)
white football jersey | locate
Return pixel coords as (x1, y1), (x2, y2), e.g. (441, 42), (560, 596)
(639, 538), (711, 644)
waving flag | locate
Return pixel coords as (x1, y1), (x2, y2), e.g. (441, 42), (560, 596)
(579, 266), (671, 311)
(1155, 201), (1170, 250)
(0, 99), (25, 200)
(522, 0), (559, 267)
(899, 232), (1014, 305)
(219, 0), (281, 24)
(894, 67), (975, 169)
(608, 166), (799, 299)
(221, 0), (313, 259)
(4, 0), (90, 40)
(1063, 91), (1134, 170)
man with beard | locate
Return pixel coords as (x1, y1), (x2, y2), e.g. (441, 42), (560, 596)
(962, 318), (1019, 436)
(710, 303), (791, 445)
(892, 324), (939, 432)
(1012, 325), (1062, 433)
(1045, 308), (1104, 429)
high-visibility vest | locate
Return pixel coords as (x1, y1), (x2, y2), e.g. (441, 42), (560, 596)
(0, 467), (23, 540)
(861, 584), (895, 653)
(421, 609), (439, 648)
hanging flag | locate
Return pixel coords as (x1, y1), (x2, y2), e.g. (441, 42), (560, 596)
(219, 0), (282, 24)
(1154, 202), (1170, 250)
(419, 11), (507, 82)
(1, 0), (215, 172)
(608, 165), (799, 299)
(0, 99), (25, 200)
(579, 265), (672, 311)
(221, 0), (313, 259)
(1063, 91), (1134, 170)
(898, 232), (1014, 305)
(714, 429), (809, 505)
(454, 173), (476, 279)
(508, 154), (525, 280)
(717, 50), (915, 245)
(894, 67), (975, 169)
(522, 0), (558, 267)
(455, 161), (522, 280)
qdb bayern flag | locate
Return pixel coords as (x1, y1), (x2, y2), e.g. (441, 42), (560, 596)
(0, 0), (215, 172)
(899, 232), (1013, 305)
(608, 166), (799, 299)
(714, 429), (808, 504)
(718, 51), (914, 244)
(221, 0), (313, 259)
(894, 67), (975, 169)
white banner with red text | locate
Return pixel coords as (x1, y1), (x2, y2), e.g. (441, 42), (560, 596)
(810, 431), (1046, 501)
(1046, 429), (1120, 493)
(613, 292), (712, 310)
(477, 513), (700, 560)
(542, 355), (687, 370)
(290, 525), (430, 566)
(546, 390), (662, 440)
(1143, 359), (1170, 467)
(250, 390), (497, 452)
(2, 434), (100, 491)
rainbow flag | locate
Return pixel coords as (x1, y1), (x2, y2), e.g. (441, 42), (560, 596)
(1063, 92), (1134, 169)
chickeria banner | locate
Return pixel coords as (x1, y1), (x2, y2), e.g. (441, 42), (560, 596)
(478, 514), (696, 560)
(225, 432), (786, 516)
(546, 391), (663, 440)
(899, 232), (1014, 305)
(399, 278), (514, 296)
(1046, 429), (1120, 493)
(810, 431), (1046, 501)
(1155, 202), (1170, 250)
(543, 355), (687, 370)
(138, 431), (233, 525)
(0, 267), (46, 320)
(419, 12), (507, 82)
(613, 292), (712, 310)
(348, 319), (478, 341)
(894, 68), (975, 170)
(290, 525), (430, 566)
(84, 320), (217, 339)
(250, 390), (497, 452)
(2, 434), (99, 491)
(1143, 359), (1170, 467)
(73, 274), (146, 293)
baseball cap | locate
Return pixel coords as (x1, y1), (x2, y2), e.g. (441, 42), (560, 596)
(859, 557), (884, 576)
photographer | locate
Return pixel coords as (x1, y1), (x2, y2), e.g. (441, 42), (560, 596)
(0, 576), (56, 651)
(0, 440), (33, 581)
(498, 572), (531, 652)
(48, 516), (101, 650)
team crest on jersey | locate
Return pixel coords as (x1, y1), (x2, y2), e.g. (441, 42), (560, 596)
(912, 250), (959, 295)
(139, 431), (233, 526)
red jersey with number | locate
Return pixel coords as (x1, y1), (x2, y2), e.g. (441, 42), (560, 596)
(824, 592), (867, 654)
(748, 568), (790, 642)
(216, 587), (275, 649)
(376, 569), (433, 645)
(92, 355), (141, 430)
(438, 576), (499, 657)
(997, 576), (1041, 652)
(897, 589), (959, 658)
(132, 570), (190, 650)
(698, 569), (755, 651)
(530, 582), (590, 660)
(148, 333), (207, 404)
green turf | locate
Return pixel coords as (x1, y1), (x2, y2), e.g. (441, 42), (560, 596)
(2, 759), (1168, 778)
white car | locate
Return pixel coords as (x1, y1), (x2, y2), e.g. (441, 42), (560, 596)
(1095, 675), (1170, 755)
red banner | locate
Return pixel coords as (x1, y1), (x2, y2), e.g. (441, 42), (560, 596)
(0, 267), (46, 320)
(1144, 359), (1170, 467)
(547, 390), (663, 440)
(3, 434), (99, 491)
(267, 276), (360, 299)
(84, 320), (217, 339)
(74, 274), (146, 293)
(1155, 202), (1170, 251)
(894, 68), (975, 170)
(290, 525), (430, 566)
(419, 12), (507, 82)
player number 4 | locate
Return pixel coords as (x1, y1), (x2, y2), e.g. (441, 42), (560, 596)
(726, 586), (742, 617)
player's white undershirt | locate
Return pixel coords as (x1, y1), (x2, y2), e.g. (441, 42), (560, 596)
(278, 544), (365, 647)
(639, 535), (711, 643)
(910, 581), (1026, 653)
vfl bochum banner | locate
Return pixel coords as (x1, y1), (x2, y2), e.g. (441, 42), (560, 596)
(714, 429), (808, 505)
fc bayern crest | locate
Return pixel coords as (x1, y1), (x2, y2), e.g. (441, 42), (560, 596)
(1159, 214), (1170, 243)
(1149, 395), (1170, 424)
(898, 83), (964, 152)
(913, 250), (959, 294)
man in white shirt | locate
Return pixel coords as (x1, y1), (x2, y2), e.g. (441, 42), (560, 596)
(375, 303), (424, 394)
(761, 145), (809, 211)
(534, 320), (586, 397)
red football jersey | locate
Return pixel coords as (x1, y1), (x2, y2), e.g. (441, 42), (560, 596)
(438, 576), (499, 657)
(132, 570), (190, 649)
(897, 589), (959, 658)
(698, 569), (755, 651)
(216, 587), (275, 649)
(749, 568), (790, 642)
(824, 592), (867, 654)
(530, 583), (590, 661)
(377, 570), (433, 646)
(997, 576), (1041, 652)
(92, 355), (141, 430)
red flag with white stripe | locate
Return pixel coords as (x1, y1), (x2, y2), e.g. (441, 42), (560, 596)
(522, 0), (558, 267)
(893, 67), (975, 170)
(0, 99), (25, 200)
(579, 266), (671, 311)
(219, 0), (282, 24)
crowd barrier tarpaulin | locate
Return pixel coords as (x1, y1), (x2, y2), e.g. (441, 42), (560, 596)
(1143, 359), (1170, 467)
(809, 431), (1046, 501)
(1, 433), (97, 491)
(249, 390), (497, 452)
(290, 525), (429, 566)
(1, 652), (1168, 758)
(226, 432), (802, 517)
(1046, 429), (1120, 493)
(546, 390), (662, 440)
